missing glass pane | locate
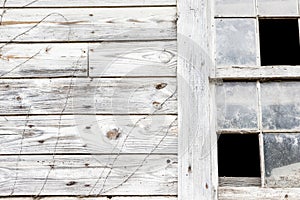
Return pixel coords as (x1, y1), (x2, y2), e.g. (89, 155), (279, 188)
(218, 134), (261, 177)
(259, 19), (300, 66)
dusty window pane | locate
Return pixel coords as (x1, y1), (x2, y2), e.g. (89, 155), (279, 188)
(261, 82), (300, 130)
(264, 133), (300, 187)
(216, 82), (258, 130)
(215, 0), (255, 17)
(257, 0), (298, 16)
(215, 19), (257, 66)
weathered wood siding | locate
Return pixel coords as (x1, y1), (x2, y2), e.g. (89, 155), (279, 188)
(0, 0), (177, 199)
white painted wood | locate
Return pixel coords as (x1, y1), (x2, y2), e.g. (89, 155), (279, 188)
(219, 177), (261, 187)
(215, 0), (255, 17)
(0, 0), (176, 7)
(0, 41), (177, 78)
(178, 0), (215, 200)
(0, 43), (87, 77)
(210, 83), (218, 200)
(219, 187), (300, 200)
(0, 115), (177, 154)
(215, 65), (300, 79)
(89, 41), (177, 77)
(0, 197), (177, 200)
(0, 78), (177, 114)
(0, 8), (176, 42)
(0, 155), (177, 195)
(257, 0), (299, 16)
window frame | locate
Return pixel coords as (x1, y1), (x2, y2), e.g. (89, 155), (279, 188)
(178, 0), (300, 199)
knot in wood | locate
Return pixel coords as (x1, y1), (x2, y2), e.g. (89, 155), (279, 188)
(155, 83), (168, 90)
(106, 128), (121, 140)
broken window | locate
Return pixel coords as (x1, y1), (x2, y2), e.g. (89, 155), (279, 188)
(259, 19), (300, 66)
(218, 134), (261, 177)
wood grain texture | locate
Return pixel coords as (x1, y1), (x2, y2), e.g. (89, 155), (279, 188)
(0, 8), (176, 42)
(0, 78), (177, 115)
(0, 0), (176, 7)
(0, 115), (177, 154)
(0, 197), (177, 200)
(89, 41), (177, 77)
(177, 0), (216, 199)
(0, 43), (87, 77)
(219, 187), (300, 200)
(216, 65), (300, 79)
(0, 155), (177, 195)
(219, 177), (261, 187)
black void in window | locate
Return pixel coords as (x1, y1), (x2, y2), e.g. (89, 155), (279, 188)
(218, 134), (260, 177)
(259, 19), (300, 66)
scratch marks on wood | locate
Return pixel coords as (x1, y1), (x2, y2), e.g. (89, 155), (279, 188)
(0, 50), (42, 77)
(0, 0), (176, 7)
(0, 8), (176, 42)
(89, 87), (177, 195)
(10, 106), (31, 196)
(0, 0), (7, 25)
(35, 52), (83, 197)
(0, 155), (177, 195)
(0, 12), (71, 48)
(0, 43), (88, 77)
(0, 115), (177, 154)
(0, 78), (177, 114)
(22, 0), (39, 7)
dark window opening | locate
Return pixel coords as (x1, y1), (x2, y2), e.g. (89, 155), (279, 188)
(259, 19), (300, 66)
(218, 134), (261, 177)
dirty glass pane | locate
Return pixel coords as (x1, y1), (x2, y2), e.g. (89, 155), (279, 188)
(216, 82), (258, 130)
(215, 0), (255, 17)
(261, 82), (300, 130)
(264, 133), (300, 187)
(257, 0), (298, 16)
(215, 19), (257, 66)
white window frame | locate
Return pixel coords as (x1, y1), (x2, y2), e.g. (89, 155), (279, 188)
(178, 0), (300, 199)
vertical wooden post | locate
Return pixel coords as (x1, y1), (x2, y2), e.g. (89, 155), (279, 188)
(177, 0), (217, 199)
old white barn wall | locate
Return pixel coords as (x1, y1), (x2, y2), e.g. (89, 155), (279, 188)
(0, 0), (177, 199)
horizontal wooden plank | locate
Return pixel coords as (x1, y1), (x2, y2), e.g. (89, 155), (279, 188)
(0, 0), (176, 7)
(0, 8), (176, 42)
(0, 197), (177, 200)
(219, 187), (300, 200)
(0, 78), (177, 115)
(0, 115), (177, 154)
(219, 177), (261, 187)
(0, 43), (87, 77)
(0, 155), (177, 196)
(89, 41), (177, 77)
(215, 65), (300, 79)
